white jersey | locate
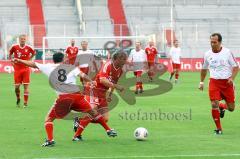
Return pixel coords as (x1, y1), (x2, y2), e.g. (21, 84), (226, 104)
(202, 47), (238, 79)
(169, 47), (181, 64)
(77, 49), (95, 68)
(128, 49), (147, 71)
(35, 62), (80, 94)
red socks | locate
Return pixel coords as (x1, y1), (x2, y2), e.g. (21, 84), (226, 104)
(175, 73), (179, 80)
(74, 116), (91, 138)
(219, 103), (227, 110)
(74, 114), (111, 138)
(136, 82), (143, 90)
(45, 122), (54, 141)
(211, 108), (222, 130)
(94, 114), (111, 131)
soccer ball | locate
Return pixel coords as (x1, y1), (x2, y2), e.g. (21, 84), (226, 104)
(134, 127), (148, 141)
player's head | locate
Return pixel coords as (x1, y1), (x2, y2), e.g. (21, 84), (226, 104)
(81, 41), (88, 51)
(70, 39), (75, 46)
(210, 33), (222, 51)
(53, 52), (64, 63)
(113, 51), (127, 68)
(135, 41), (141, 51)
(149, 41), (154, 47)
(173, 40), (178, 47)
(19, 34), (26, 46)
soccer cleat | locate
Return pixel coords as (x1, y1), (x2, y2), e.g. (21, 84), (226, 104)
(23, 103), (28, 108)
(219, 108), (225, 118)
(73, 117), (79, 132)
(72, 135), (83, 141)
(135, 90), (138, 94)
(42, 140), (55, 147)
(107, 129), (117, 137)
(139, 89), (143, 94)
(214, 129), (223, 135)
(16, 99), (20, 107)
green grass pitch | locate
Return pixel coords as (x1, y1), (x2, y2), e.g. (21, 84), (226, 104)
(0, 72), (240, 159)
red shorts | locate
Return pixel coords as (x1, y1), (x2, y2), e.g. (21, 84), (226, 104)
(148, 62), (155, 68)
(80, 67), (89, 75)
(14, 68), (30, 85)
(47, 93), (92, 119)
(209, 78), (235, 103)
(134, 71), (143, 77)
(84, 86), (108, 114)
(172, 62), (181, 69)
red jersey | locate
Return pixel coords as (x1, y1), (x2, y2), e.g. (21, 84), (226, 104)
(9, 44), (35, 71)
(65, 46), (78, 64)
(145, 46), (158, 63)
(95, 61), (123, 96)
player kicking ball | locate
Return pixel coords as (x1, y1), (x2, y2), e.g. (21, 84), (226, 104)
(12, 52), (117, 147)
(199, 33), (238, 135)
(73, 51), (126, 139)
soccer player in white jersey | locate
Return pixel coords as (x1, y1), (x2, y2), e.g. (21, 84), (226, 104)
(169, 40), (181, 83)
(128, 41), (148, 94)
(199, 33), (239, 135)
(12, 52), (117, 147)
(76, 41), (98, 84)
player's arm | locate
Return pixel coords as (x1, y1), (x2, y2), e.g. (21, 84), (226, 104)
(9, 46), (14, 60)
(78, 71), (94, 83)
(106, 87), (115, 102)
(100, 77), (124, 92)
(228, 53), (239, 83)
(199, 55), (209, 91)
(12, 58), (38, 68)
(30, 47), (36, 60)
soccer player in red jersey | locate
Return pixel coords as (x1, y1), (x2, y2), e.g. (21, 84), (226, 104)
(9, 34), (35, 107)
(12, 52), (117, 147)
(65, 39), (78, 65)
(169, 40), (181, 83)
(73, 52), (126, 138)
(199, 33), (238, 135)
(145, 41), (158, 82)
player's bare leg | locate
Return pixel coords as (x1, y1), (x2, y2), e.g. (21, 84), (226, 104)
(148, 65), (154, 82)
(169, 70), (176, 81)
(73, 109), (117, 141)
(23, 84), (29, 107)
(175, 69), (180, 84)
(219, 101), (235, 118)
(211, 100), (222, 134)
(42, 116), (55, 147)
(15, 84), (21, 107)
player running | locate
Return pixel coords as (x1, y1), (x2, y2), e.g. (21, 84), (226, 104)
(9, 34), (35, 107)
(128, 42), (148, 94)
(65, 39), (78, 65)
(145, 41), (158, 82)
(73, 51), (127, 139)
(12, 52), (117, 147)
(199, 33), (238, 135)
(169, 40), (181, 83)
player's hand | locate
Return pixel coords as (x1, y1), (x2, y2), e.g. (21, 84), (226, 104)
(198, 82), (204, 91)
(227, 77), (233, 84)
(89, 81), (97, 88)
(114, 84), (124, 92)
(11, 58), (19, 64)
